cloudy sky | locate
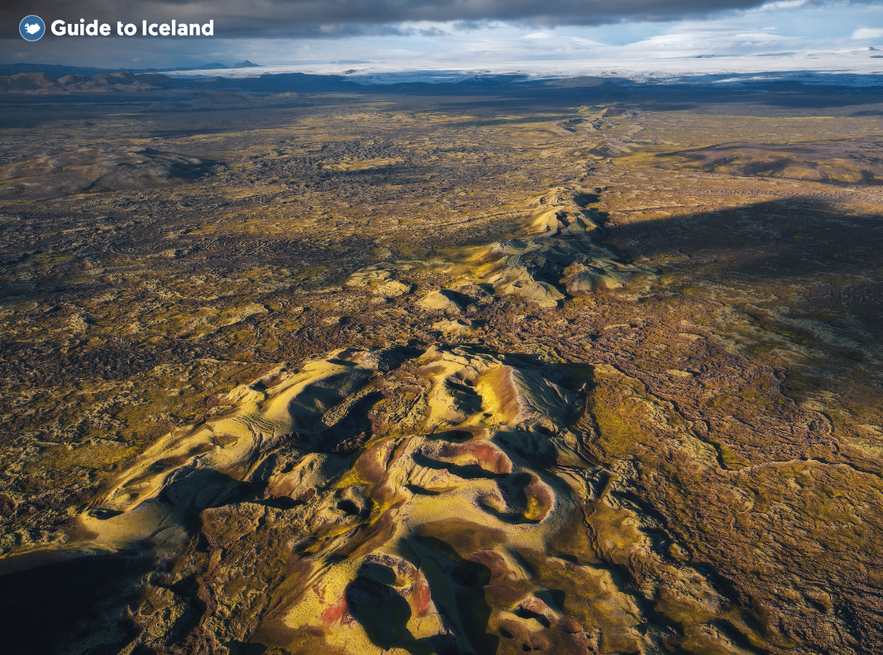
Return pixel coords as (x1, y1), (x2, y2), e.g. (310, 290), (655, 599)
(1, 0), (881, 70)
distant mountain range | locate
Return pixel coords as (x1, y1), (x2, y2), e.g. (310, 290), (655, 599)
(0, 70), (176, 93)
(0, 62), (258, 77)
(0, 63), (117, 77)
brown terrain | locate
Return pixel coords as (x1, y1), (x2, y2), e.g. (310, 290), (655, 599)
(0, 71), (177, 93)
(0, 78), (882, 655)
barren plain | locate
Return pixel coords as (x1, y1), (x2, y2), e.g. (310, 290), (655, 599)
(1, 77), (882, 655)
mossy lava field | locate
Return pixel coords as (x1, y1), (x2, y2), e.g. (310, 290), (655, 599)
(1, 78), (882, 655)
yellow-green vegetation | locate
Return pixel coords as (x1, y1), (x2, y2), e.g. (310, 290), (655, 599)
(1, 83), (882, 655)
(589, 371), (653, 458)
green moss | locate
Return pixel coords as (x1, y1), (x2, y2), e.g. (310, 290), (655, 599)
(746, 312), (815, 346)
(414, 519), (507, 558)
(654, 587), (716, 628)
(547, 505), (599, 564)
(591, 394), (647, 458)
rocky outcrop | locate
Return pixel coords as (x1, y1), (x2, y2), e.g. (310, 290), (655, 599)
(349, 187), (657, 310)
(70, 344), (760, 655)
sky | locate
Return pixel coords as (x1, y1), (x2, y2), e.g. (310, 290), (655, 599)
(1, 0), (881, 71)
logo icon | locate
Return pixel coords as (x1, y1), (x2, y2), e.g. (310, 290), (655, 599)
(20, 15), (45, 42)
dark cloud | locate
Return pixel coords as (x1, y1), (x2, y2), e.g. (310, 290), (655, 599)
(4, 0), (769, 40)
(2, 0), (875, 40)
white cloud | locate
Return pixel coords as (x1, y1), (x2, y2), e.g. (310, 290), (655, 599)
(621, 27), (807, 57)
(757, 0), (810, 10)
(852, 28), (883, 39)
